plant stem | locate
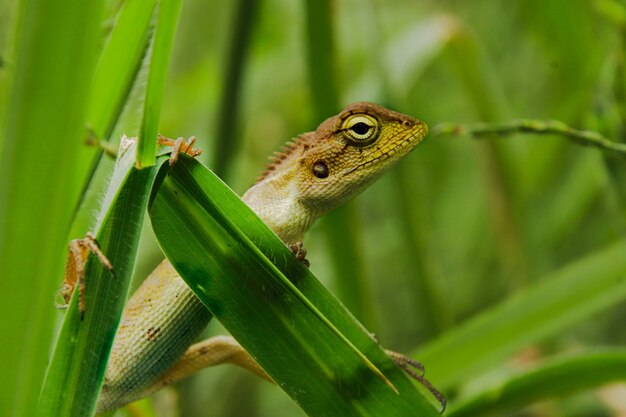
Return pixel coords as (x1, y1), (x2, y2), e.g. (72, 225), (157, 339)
(432, 119), (626, 155)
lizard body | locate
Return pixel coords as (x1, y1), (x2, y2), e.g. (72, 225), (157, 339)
(96, 102), (428, 412)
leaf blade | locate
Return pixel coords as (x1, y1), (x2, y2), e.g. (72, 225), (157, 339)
(137, 0), (182, 168)
(38, 146), (168, 417)
(449, 350), (626, 417)
(0, 0), (105, 414)
(416, 239), (626, 390)
(149, 156), (441, 417)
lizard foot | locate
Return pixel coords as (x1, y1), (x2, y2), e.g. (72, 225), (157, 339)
(288, 242), (310, 267)
(59, 232), (115, 320)
(158, 134), (203, 167)
(386, 350), (446, 413)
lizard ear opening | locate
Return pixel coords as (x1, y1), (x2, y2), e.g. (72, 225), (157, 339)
(312, 161), (329, 178)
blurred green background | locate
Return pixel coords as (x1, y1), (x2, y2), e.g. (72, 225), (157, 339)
(2, 0), (626, 416)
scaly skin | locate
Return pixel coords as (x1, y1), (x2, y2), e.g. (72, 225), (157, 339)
(96, 102), (428, 412)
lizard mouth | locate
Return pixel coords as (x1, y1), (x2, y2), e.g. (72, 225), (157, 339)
(341, 125), (427, 176)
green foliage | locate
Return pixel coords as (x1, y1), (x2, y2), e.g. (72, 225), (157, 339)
(150, 155), (440, 416)
(38, 146), (167, 417)
(0, 0), (105, 415)
(2, 1), (626, 416)
(86, 0), (156, 140)
(416, 240), (626, 389)
(448, 350), (626, 416)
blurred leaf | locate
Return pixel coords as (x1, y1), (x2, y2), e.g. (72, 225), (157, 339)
(384, 14), (460, 99)
(595, 0), (626, 28)
(38, 144), (167, 417)
(373, 14), (461, 337)
(0, 0), (104, 415)
(447, 31), (528, 287)
(416, 239), (626, 390)
(448, 350), (626, 417)
(149, 155), (441, 417)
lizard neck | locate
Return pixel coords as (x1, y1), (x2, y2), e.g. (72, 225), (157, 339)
(242, 170), (319, 245)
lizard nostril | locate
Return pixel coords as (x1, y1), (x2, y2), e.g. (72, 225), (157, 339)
(402, 120), (413, 128)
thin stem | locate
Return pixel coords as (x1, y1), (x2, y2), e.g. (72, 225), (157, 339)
(432, 120), (626, 155)
(211, 0), (259, 181)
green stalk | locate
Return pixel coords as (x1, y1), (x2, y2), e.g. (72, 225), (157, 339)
(303, 0), (376, 328)
(211, 0), (259, 181)
(447, 32), (529, 288)
(432, 119), (626, 154)
(137, 0), (182, 168)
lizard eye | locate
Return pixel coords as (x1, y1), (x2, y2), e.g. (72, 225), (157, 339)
(343, 114), (379, 144)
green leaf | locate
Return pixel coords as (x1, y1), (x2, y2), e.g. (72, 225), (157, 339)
(137, 0), (182, 168)
(70, 0), (158, 241)
(416, 239), (626, 390)
(38, 144), (168, 417)
(0, 0), (105, 415)
(149, 155), (440, 417)
(87, 0), (157, 140)
(448, 350), (626, 417)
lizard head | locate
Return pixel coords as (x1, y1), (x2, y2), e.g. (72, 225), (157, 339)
(295, 101), (428, 210)
(243, 102), (427, 242)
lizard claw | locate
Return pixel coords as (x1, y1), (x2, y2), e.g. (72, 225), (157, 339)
(61, 232), (115, 320)
(288, 242), (310, 267)
(158, 134), (203, 167)
(386, 350), (446, 413)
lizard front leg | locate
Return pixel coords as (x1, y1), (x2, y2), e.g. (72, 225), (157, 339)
(60, 232), (114, 319)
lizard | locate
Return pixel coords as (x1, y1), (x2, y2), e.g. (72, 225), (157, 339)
(89, 101), (436, 413)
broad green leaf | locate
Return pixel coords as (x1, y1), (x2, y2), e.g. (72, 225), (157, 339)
(38, 144), (168, 417)
(137, 0), (182, 168)
(448, 350), (626, 417)
(416, 239), (626, 390)
(0, 0), (105, 415)
(149, 155), (440, 417)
